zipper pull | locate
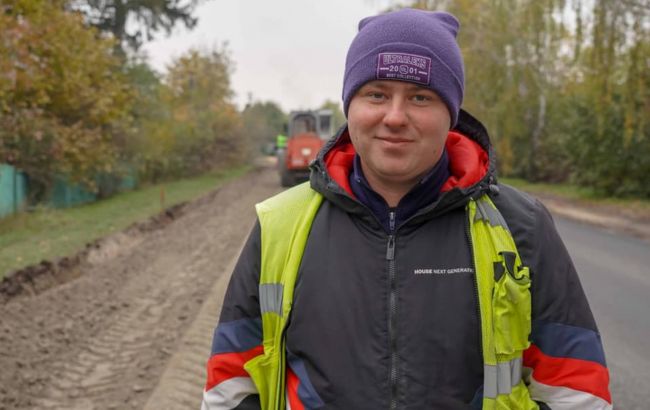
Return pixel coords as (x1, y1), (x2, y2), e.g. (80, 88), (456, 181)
(389, 210), (396, 232)
(386, 235), (395, 260)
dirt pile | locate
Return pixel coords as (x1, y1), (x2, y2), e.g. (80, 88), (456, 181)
(0, 202), (187, 304)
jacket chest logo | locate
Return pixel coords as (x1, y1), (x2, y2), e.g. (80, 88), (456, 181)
(413, 267), (474, 275)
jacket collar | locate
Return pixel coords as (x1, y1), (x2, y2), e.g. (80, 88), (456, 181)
(349, 150), (450, 233)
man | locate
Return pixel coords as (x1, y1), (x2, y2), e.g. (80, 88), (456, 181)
(203, 8), (612, 409)
(275, 131), (288, 174)
(275, 133), (287, 151)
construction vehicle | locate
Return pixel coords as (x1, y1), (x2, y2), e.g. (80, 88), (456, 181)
(278, 109), (334, 187)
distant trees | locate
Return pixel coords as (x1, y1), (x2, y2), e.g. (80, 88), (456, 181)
(241, 101), (287, 153)
(164, 47), (244, 175)
(563, 0), (650, 196)
(319, 100), (346, 133)
(0, 0), (250, 204)
(111, 46), (246, 184)
(406, 0), (649, 197)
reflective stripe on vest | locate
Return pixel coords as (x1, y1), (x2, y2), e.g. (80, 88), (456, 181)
(260, 283), (284, 316)
(483, 358), (522, 398)
(250, 182), (537, 410)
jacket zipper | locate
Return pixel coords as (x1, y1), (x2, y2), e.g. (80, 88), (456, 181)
(465, 209), (483, 362)
(387, 210), (398, 410)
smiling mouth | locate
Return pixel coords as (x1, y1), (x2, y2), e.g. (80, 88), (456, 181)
(376, 136), (413, 144)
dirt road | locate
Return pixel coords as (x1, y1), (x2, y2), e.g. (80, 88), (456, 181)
(0, 164), (282, 410)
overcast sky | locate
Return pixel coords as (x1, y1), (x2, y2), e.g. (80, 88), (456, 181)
(141, 0), (395, 112)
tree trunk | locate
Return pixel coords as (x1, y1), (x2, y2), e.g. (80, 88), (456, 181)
(529, 92), (546, 181)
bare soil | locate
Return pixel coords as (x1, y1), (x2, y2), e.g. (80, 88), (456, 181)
(0, 163), (281, 410)
(0, 160), (647, 410)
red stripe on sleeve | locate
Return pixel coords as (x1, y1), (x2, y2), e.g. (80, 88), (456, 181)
(205, 345), (264, 391)
(524, 344), (611, 404)
(287, 367), (305, 410)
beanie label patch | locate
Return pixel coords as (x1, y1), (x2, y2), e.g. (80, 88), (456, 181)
(376, 52), (431, 85)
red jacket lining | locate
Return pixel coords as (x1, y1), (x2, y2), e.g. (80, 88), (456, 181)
(323, 130), (489, 197)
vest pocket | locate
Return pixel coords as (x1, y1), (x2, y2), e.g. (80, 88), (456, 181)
(492, 252), (531, 355)
(494, 381), (540, 410)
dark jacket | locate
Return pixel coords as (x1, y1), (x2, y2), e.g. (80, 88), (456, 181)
(202, 110), (612, 410)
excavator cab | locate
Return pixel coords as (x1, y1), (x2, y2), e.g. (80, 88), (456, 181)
(278, 109), (333, 187)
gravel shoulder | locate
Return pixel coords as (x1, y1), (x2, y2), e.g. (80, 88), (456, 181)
(529, 191), (650, 242)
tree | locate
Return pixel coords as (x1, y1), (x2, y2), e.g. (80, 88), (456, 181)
(242, 100), (287, 153)
(164, 46), (244, 175)
(68, 0), (203, 53)
(119, 60), (175, 182)
(0, 0), (132, 198)
(319, 100), (346, 132)
(560, 0), (650, 196)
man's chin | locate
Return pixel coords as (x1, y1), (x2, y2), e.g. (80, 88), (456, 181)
(376, 169), (419, 185)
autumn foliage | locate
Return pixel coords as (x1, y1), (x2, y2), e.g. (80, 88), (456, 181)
(2, 0), (647, 201)
(0, 0), (129, 196)
(0, 0), (246, 201)
(410, 0), (650, 197)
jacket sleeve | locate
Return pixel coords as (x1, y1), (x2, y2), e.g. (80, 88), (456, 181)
(202, 221), (263, 410)
(515, 198), (612, 409)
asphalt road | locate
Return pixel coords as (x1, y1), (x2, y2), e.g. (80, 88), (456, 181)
(554, 216), (650, 410)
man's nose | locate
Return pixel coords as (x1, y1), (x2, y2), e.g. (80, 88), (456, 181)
(382, 98), (408, 128)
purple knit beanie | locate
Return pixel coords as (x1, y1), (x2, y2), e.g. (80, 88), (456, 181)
(342, 8), (465, 127)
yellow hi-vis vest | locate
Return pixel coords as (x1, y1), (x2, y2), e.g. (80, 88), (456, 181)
(245, 182), (539, 410)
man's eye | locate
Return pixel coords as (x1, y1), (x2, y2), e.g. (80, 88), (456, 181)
(367, 92), (385, 100)
(412, 94), (431, 102)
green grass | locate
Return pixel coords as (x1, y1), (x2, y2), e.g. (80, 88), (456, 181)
(501, 177), (599, 199)
(501, 177), (650, 214)
(0, 166), (250, 279)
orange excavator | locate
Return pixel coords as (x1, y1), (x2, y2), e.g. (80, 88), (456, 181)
(278, 110), (334, 187)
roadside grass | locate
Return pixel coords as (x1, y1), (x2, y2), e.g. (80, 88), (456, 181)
(501, 177), (650, 214)
(0, 166), (250, 279)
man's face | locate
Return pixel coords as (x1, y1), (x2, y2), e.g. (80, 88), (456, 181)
(347, 80), (451, 190)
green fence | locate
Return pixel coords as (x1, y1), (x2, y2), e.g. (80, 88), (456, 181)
(48, 177), (97, 208)
(47, 168), (138, 209)
(1, 165), (139, 217)
(0, 164), (27, 218)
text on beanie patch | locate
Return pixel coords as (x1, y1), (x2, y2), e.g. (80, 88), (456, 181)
(376, 52), (431, 85)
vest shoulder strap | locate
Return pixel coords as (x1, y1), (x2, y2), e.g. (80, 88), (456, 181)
(246, 182), (323, 410)
(468, 195), (537, 409)
(256, 181), (323, 289)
